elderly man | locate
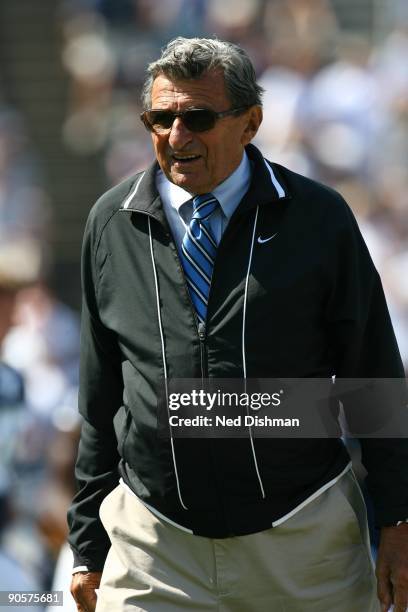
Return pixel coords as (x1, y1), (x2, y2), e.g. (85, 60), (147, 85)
(69, 37), (408, 612)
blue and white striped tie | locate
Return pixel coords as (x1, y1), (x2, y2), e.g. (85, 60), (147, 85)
(181, 193), (219, 325)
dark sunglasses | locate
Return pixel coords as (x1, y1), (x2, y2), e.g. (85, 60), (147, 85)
(140, 106), (249, 134)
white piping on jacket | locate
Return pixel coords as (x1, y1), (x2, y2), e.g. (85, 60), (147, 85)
(240, 159), (284, 498)
(122, 172), (145, 209)
(144, 159), (283, 508)
(271, 462), (352, 526)
(148, 216), (188, 510)
(263, 159), (285, 198)
(242, 205), (266, 499)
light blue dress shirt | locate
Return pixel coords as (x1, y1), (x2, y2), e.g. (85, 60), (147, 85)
(156, 151), (252, 254)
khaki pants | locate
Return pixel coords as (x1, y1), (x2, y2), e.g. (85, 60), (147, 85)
(96, 471), (380, 611)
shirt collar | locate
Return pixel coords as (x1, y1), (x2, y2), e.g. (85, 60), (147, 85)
(156, 151), (252, 221)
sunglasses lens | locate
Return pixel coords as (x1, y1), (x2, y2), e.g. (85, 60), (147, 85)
(144, 111), (175, 132)
(183, 110), (216, 132)
(142, 109), (218, 133)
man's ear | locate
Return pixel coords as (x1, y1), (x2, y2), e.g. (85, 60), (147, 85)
(241, 106), (263, 146)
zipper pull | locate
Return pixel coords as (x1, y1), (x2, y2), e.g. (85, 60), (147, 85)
(198, 322), (206, 341)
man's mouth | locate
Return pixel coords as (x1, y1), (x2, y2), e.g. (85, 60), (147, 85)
(172, 154), (201, 163)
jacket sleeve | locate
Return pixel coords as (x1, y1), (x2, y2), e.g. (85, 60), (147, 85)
(325, 197), (408, 527)
(67, 207), (124, 571)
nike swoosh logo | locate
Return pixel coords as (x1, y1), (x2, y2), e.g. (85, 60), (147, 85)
(257, 233), (278, 244)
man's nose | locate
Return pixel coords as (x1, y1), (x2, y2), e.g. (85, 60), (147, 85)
(168, 117), (193, 148)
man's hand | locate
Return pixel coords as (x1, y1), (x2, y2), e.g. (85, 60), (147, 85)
(376, 524), (408, 612)
(70, 571), (102, 612)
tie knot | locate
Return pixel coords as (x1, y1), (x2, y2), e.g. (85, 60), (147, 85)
(192, 193), (219, 221)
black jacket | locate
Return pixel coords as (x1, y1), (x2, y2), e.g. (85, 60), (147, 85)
(67, 144), (407, 571)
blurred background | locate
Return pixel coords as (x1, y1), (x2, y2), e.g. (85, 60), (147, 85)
(0, 0), (407, 608)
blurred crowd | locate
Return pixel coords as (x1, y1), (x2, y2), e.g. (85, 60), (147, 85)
(0, 0), (407, 608)
(58, 0), (408, 359)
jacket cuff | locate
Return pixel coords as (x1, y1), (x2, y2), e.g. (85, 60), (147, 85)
(72, 565), (89, 574)
(373, 505), (408, 528)
(71, 548), (107, 573)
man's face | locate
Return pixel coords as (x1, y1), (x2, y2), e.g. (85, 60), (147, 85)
(149, 71), (262, 194)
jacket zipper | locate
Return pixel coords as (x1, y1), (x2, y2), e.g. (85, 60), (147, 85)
(122, 205), (265, 506)
(198, 322), (207, 382)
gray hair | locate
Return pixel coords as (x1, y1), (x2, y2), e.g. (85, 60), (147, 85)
(141, 37), (264, 110)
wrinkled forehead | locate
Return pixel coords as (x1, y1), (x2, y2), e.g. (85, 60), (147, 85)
(150, 71), (230, 110)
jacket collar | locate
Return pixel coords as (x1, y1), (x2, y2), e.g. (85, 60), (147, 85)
(120, 161), (164, 220)
(120, 143), (290, 223)
(233, 143), (290, 219)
